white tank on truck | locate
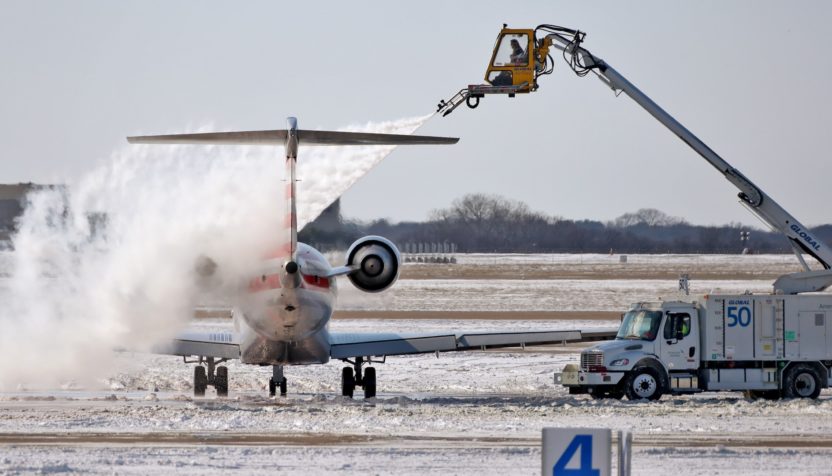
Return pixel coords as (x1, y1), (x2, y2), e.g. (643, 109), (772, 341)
(558, 295), (832, 400)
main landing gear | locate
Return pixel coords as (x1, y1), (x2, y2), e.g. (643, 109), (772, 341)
(341, 356), (379, 399)
(269, 365), (288, 397)
(189, 356), (229, 397)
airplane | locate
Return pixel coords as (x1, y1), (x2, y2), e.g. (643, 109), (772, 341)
(127, 117), (614, 399)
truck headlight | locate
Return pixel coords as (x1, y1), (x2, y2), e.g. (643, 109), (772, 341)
(609, 358), (629, 367)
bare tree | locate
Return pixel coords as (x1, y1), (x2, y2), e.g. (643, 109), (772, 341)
(612, 208), (687, 228)
(429, 193), (549, 251)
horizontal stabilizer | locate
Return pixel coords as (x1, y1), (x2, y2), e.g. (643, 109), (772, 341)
(296, 130), (458, 145)
(128, 130), (287, 145)
(127, 129), (458, 146)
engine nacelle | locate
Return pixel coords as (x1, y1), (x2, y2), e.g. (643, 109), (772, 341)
(345, 236), (401, 293)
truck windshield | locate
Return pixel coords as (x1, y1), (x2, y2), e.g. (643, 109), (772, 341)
(616, 310), (663, 341)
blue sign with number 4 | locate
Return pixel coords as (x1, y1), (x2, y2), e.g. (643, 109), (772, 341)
(542, 427), (611, 476)
(553, 435), (600, 476)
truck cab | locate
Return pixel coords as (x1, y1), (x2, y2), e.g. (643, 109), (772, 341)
(560, 301), (700, 400)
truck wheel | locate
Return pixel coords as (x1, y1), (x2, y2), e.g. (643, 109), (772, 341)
(625, 367), (664, 401)
(783, 365), (822, 399)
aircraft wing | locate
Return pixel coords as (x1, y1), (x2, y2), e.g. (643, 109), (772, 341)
(328, 328), (617, 359)
(152, 330), (240, 360)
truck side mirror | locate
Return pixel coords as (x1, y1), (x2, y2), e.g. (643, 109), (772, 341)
(675, 330), (684, 340)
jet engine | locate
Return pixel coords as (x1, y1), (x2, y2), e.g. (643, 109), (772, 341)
(345, 236), (401, 293)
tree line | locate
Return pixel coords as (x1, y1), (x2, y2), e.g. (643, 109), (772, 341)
(299, 193), (832, 254)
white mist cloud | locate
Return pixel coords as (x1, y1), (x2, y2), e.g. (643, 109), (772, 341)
(0, 141), (281, 389)
(0, 114), (433, 389)
(297, 114), (434, 227)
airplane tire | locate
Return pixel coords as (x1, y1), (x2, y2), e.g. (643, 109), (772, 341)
(194, 366), (208, 397)
(215, 366), (228, 397)
(341, 367), (355, 398)
(268, 378), (276, 397)
(363, 367), (377, 399)
(783, 364), (822, 399)
(279, 377), (287, 397)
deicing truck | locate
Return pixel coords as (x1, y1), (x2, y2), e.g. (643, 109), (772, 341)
(559, 295), (832, 400)
(438, 24), (832, 399)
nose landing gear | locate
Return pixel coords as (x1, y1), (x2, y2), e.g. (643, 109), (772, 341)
(269, 365), (288, 397)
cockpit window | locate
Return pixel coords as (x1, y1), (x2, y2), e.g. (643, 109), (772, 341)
(492, 33), (529, 67)
(616, 310), (663, 341)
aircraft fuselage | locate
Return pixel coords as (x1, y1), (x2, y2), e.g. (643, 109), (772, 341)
(237, 242), (336, 365)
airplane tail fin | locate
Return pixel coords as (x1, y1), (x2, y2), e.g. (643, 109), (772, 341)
(285, 120), (298, 261)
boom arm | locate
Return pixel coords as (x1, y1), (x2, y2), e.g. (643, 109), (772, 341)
(437, 24), (832, 293)
(539, 28), (832, 294)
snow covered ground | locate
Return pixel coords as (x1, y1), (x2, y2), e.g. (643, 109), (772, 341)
(336, 277), (775, 312)
(3, 253), (832, 475)
(3, 324), (832, 475)
(3, 442), (831, 476)
(401, 252), (811, 281)
(453, 253), (800, 267)
(3, 348), (832, 475)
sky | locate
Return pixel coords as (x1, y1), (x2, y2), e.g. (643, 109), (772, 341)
(1, 1), (831, 227)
